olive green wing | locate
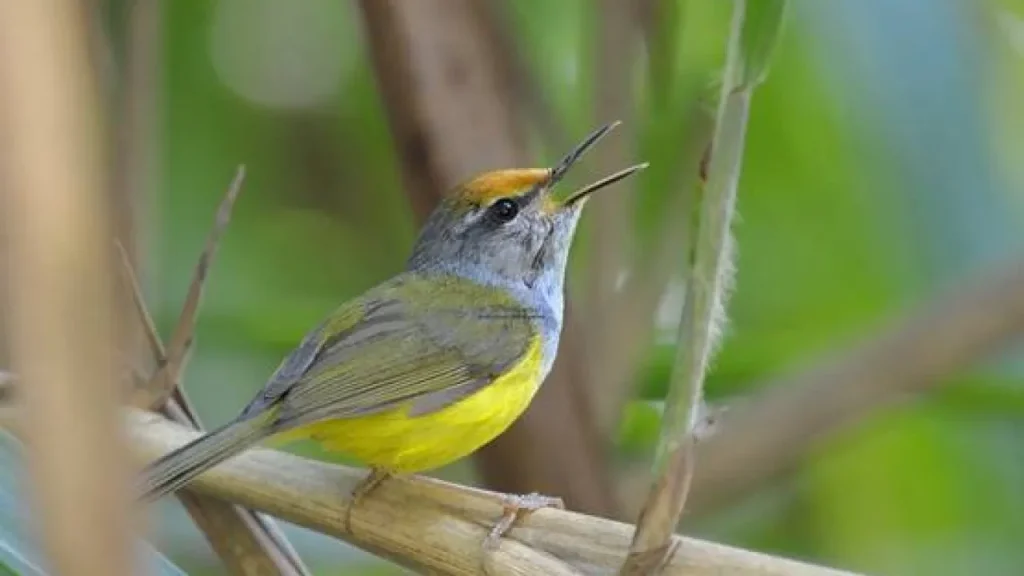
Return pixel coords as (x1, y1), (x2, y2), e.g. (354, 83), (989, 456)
(241, 275), (541, 428)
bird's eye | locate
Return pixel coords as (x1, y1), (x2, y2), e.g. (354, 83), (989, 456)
(488, 198), (519, 223)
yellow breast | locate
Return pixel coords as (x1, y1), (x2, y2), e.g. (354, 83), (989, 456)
(282, 337), (545, 473)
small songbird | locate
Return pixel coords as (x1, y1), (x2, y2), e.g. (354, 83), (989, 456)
(139, 122), (646, 546)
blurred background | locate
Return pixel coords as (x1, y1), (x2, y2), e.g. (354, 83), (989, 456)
(3, 0), (1024, 575)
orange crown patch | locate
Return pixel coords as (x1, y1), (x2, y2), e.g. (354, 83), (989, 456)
(455, 169), (550, 205)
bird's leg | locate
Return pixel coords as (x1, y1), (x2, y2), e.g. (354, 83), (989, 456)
(483, 492), (565, 550)
(345, 467), (392, 534)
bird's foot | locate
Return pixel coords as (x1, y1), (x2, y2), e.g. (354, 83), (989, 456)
(345, 468), (392, 534)
(483, 492), (564, 550)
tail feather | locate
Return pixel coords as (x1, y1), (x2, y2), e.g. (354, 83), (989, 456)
(139, 411), (275, 501)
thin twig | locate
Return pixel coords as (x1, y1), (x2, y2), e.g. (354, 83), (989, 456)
(621, 2), (786, 573)
(140, 166), (245, 410)
(116, 241), (166, 362)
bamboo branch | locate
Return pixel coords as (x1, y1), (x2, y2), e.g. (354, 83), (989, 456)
(687, 257), (1024, 516)
(621, 2), (786, 573)
(0, 408), (858, 576)
(0, 1), (133, 573)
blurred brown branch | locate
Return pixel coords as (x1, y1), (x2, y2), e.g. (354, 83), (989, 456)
(7, 408), (855, 576)
(587, 0), (639, 416)
(358, 0), (618, 518)
(0, 1), (132, 574)
(357, 0), (525, 213)
(687, 258), (1024, 516)
(480, 0), (570, 154)
(110, 0), (160, 265)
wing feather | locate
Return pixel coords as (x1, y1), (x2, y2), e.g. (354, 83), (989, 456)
(247, 275), (540, 428)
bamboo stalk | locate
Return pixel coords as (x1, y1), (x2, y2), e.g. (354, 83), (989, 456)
(0, 408), (858, 576)
(0, 2), (133, 574)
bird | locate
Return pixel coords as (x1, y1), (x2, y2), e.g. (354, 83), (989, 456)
(138, 121), (646, 548)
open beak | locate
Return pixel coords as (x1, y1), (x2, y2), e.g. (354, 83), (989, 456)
(562, 162), (648, 206)
(543, 121), (648, 207)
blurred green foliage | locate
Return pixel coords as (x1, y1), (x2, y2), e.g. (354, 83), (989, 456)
(17, 0), (1015, 574)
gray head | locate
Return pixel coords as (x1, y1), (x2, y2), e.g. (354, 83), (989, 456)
(407, 122), (647, 301)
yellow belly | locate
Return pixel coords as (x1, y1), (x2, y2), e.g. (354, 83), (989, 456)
(280, 339), (543, 473)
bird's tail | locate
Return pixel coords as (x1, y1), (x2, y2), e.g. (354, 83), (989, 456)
(138, 410), (276, 501)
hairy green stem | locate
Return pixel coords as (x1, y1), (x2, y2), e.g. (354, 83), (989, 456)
(620, 1), (787, 573)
